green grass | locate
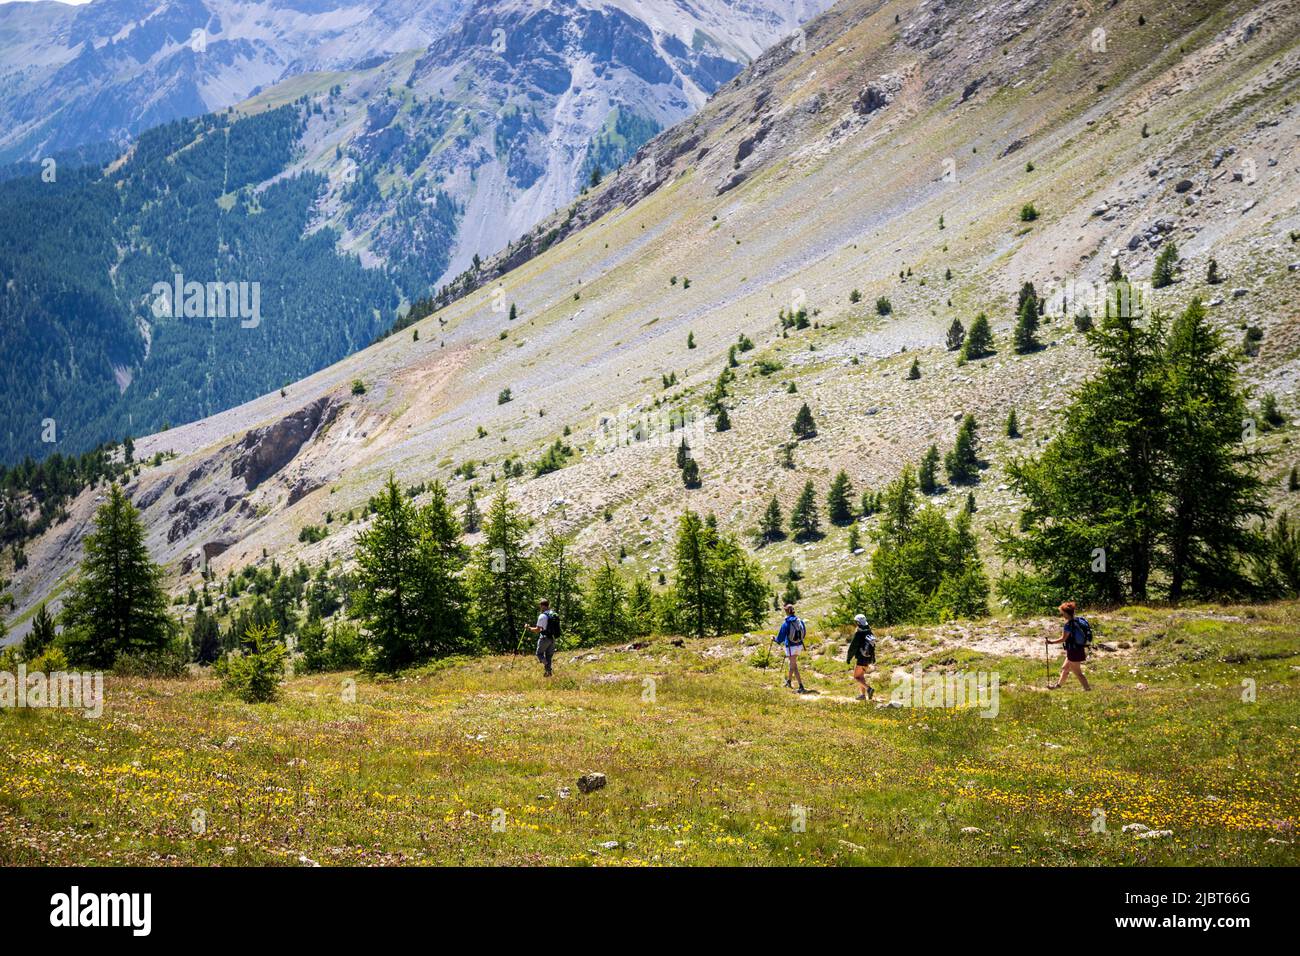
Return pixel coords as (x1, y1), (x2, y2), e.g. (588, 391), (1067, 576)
(2, 603), (1297, 866)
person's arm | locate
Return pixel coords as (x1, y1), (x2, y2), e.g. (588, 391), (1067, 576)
(776, 620), (789, 645)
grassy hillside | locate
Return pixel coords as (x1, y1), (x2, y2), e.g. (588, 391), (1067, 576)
(2, 602), (1297, 866)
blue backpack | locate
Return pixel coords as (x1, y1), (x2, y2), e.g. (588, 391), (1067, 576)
(1066, 616), (1092, 648)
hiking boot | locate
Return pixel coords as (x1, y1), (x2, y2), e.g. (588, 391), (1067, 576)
(866, 686), (874, 700)
(544, 668), (553, 677)
(783, 679), (792, 688)
(797, 685), (809, 694)
(855, 693), (866, 701)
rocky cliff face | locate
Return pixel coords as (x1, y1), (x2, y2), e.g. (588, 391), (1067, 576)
(307, 0), (833, 289)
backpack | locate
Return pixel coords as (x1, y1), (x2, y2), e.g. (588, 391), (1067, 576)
(857, 628), (876, 664)
(790, 617), (806, 645)
(543, 611), (561, 640)
(1066, 616), (1092, 648)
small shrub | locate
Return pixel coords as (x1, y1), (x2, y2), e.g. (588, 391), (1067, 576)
(222, 622), (287, 703)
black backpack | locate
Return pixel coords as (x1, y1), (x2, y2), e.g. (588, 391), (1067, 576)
(857, 627), (876, 664)
(1067, 616), (1092, 648)
(543, 611), (561, 640)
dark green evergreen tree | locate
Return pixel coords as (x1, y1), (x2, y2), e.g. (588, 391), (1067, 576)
(61, 485), (173, 668)
(919, 444), (941, 494)
(790, 480), (821, 540)
(944, 415), (981, 485)
(792, 402), (817, 439)
(827, 471), (855, 526)
(960, 313), (994, 361)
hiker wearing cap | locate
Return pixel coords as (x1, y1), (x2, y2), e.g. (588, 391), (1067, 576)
(775, 603), (809, 694)
(846, 613), (876, 701)
(1046, 600), (1091, 691)
(525, 598), (560, 677)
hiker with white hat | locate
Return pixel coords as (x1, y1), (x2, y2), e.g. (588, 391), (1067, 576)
(846, 613), (876, 701)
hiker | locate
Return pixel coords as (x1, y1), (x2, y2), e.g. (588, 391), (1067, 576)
(526, 598), (559, 677)
(775, 603), (809, 693)
(1046, 600), (1091, 691)
(846, 613), (875, 701)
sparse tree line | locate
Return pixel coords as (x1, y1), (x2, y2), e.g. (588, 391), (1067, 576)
(3, 290), (1296, 695)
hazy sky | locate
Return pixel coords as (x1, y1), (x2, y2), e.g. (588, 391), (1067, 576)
(0, 0), (96, 5)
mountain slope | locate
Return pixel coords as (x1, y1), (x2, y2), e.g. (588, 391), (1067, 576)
(0, 0), (472, 164)
(4, 0), (1299, 642)
(0, 0), (829, 466)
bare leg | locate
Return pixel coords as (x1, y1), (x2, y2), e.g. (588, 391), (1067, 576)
(1049, 660), (1069, 689)
(790, 656), (803, 688)
(1069, 661), (1091, 691)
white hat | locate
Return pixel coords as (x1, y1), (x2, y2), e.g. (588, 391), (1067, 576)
(854, 614), (868, 626)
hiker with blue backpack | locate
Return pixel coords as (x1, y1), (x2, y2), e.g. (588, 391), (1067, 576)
(846, 613), (876, 701)
(775, 603), (810, 694)
(1046, 600), (1092, 690)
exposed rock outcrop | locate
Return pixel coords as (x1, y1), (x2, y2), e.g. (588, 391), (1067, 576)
(231, 397), (340, 492)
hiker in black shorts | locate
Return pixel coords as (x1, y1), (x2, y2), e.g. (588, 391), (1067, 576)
(526, 598), (559, 677)
(846, 613), (876, 701)
(1046, 600), (1091, 691)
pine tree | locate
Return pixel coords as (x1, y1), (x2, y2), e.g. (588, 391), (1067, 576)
(462, 487), (482, 533)
(1206, 258), (1220, 285)
(790, 480), (821, 540)
(944, 415), (981, 485)
(466, 488), (537, 653)
(25, 602), (56, 659)
(508, 302), (517, 321)
(919, 444), (941, 494)
(997, 309), (1171, 603)
(960, 313), (994, 361)
(353, 475), (422, 670)
(760, 496), (784, 543)
(860, 489), (877, 517)
(536, 531), (585, 641)
(945, 318), (965, 351)
(673, 511), (715, 639)
(907, 357), (921, 379)
(1006, 409), (1021, 438)
(827, 470), (855, 525)
(1013, 296), (1041, 353)
(412, 480), (471, 657)
(792, 402), (817, 439)
(628, 577), (655, 636)
(715, 406), (732, 432)
(669, 511), (766, 638)
(848, 525), (861, 552)
(188, 607), (221, 665)
(1290, 466), (1299, 492)
(61, 484), (172, 668)
(1152, 241), (1180, 288)
(682, 456), (702, 488)
(587, 559), (629, 643)
(1162, 298), (1269, 599)
(676, 438), (691, 470)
